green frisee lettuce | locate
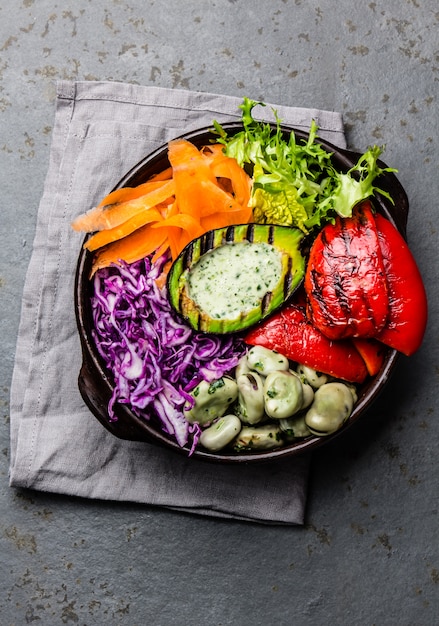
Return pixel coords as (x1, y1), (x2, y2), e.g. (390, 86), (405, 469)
(213, 98), (397, 233)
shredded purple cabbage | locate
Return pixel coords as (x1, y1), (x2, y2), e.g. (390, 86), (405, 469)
(90, 255), (246, 453)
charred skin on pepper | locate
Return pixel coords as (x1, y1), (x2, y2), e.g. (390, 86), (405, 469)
(304, 201), (389, 340)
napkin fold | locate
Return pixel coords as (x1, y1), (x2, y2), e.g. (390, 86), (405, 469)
(9, 81), (346, 525)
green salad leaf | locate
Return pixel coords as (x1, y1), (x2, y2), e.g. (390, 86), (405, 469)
(213, 98), (397, 233)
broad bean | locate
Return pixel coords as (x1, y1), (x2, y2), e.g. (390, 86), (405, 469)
(246, 345), (289, 376)
(184, 377), (238, 426)
(236, 372), (265, 425)
(233, 424), (282, 451)
(296, 364), (329, 389)
(199, 414), (242, 451)
(305, 382), (356, 436)
(264, 370), (303, 419)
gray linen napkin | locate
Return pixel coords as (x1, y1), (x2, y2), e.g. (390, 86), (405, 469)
(9, 81), (346, 524)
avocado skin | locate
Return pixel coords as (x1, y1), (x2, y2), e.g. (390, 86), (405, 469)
(167, 223), (305, 334)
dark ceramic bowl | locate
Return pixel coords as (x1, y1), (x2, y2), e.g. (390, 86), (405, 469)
(75, 122), (408, 463)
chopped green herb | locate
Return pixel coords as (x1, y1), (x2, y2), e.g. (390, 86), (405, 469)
(208, 378), (226, 394)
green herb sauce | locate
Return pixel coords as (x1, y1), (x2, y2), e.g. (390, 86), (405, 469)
(187, 242), (282, 320)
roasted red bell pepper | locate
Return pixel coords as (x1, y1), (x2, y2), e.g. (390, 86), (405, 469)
(245, 303), (368, 383)
(374, 213), (428, 356)
(352, 338), (387, 376)
(305, 201), (389, 340)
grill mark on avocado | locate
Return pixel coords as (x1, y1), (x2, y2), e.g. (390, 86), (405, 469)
(182, 243), (194, 270)
(261, 291), (274, 314)
(226, 226), (236, 242)
(201, 230), (214, 255)
(268, 225), (275, 245)
(246, 223), (255, 242)
(284, 256), (293, 297)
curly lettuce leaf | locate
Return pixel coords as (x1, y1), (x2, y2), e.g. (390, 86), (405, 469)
(213, 98), (397, 233)
(327, 145), (397, 217)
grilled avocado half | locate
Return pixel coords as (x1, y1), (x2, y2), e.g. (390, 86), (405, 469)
(167, 223), (305, 334)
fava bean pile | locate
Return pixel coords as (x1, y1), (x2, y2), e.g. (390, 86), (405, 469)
(183, 345), (358, 452)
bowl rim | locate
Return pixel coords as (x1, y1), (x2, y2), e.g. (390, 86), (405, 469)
(75, 121), (407, 463)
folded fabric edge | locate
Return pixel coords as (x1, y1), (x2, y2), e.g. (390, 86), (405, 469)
(166, 505), (306, 526)
(11, 484), (307, 526)
(55, 80), (346, 142)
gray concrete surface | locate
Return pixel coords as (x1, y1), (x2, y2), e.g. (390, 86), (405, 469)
(1, 1), (438, 624)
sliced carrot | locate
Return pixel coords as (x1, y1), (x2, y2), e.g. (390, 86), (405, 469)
(168, 140), (250, 214)
(168, 139), (217, 181)
(195, 144), (251, 206)
(95, 180), (168, 209)
(176, 229), (199, 253)
(200, 143), (224, 158)
(73, 139), (253, 274)
(151, 213), (205, 258)
(91, 225), (168, 276)
(152, 239), (171, 263)
(72, 179), (175, 232)
(197, 179), (253, 219)
(72, 180), (168, 234)
(84, 207), (164, 252)
(200, 207), (253, 233)
(148, 166), (173, 182)
(352, 338), (387, 377)
(210, 154), (252, 207)
(155, 259), (172, 289)
(164, 198), (179, 219)
(198, 144), (226, 169)
(154, 200), (180, 260)
(151, 212), (206, 236)
(168, 139), (218, 220)
(166, 231), (180, 262)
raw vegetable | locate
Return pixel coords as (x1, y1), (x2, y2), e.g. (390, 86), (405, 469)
(90, 255), (247, 452)
(304, 200), (390, 340)
(90, 223), (170, 275)
(83, 207), (164, 252)
(213, 97), (397, 232)
(244, 302), (369, 383)
(72, 179), (175, 232)
(168, 140), (251, 225)
(374, 212), (428, 355)
(72, 140), (252, 275)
